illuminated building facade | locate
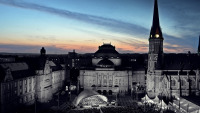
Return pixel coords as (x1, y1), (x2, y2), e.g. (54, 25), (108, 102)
(0, 47), (66, 113)
(79, 43), (146, 95)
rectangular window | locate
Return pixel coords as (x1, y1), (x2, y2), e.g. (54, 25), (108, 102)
(29, 84), (32, 92)
(25, 87), (27, 93)
(24, 96), (27, 102)
(115, 79), (118, 85)
(171, 80), (176, 86)
(20, 88), (22, 95)
(25, 79), (27, 85)
(181, 80), (185, 86)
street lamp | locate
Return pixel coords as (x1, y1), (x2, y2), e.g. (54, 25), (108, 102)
(58, 88), (60, 109)
(35, 94), (37, 113)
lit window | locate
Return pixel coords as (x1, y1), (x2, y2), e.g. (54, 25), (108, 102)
(25, 87), (27, 93)
(155, 34), (159, 38)
(25, 80), (27, 84)
(150, 35), (152, 37)
(29, 78), (31, 84)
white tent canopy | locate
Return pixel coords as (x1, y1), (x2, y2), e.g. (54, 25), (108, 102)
(141, 94), (154, 104)
(158, 100), (168, 109)
(152, 96), (159, 103)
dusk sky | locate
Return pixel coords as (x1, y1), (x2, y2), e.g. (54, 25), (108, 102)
(0, 0), (200, 54)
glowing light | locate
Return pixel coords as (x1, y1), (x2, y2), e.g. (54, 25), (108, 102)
(155, 34), (159, 38)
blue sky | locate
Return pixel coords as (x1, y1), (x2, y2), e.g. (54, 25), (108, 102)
(0, 0), (200, 54)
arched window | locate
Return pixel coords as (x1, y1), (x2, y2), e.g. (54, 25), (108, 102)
(190, 79), (195, 89)
(171, 79), (176, 86)
(103, 75), (107, 86)
(181, 79), (186, 87)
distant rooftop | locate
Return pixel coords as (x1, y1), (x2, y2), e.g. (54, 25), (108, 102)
(94, 43), (119, 58)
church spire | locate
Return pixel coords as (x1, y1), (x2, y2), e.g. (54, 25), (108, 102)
(150, 0), (163, 39)
(153, 0), (160, 27)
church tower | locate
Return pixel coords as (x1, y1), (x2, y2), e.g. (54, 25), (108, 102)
(147, 0), (164, 98)
(198, 36), (200, 55)
(148, 0), (164, 70)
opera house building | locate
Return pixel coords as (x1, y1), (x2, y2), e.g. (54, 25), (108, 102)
(78, 43), (146, 96)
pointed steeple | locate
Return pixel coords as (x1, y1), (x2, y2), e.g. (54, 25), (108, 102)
(150, 0), (163, 39)
(153, 0), (160, 27)
(198, 36), (200, 55)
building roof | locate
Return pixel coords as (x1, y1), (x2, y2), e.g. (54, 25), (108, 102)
(49, 61), (63, 71)
(0, 62), (35, 82)
(0, 62), (28, 71)
(162, 54), (200, 70)
(94, 44), (119, 58)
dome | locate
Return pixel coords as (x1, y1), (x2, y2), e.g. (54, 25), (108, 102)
(94, 44), (119, 58)
(73, 89), (108, 106)
(97, 59), (114, 67)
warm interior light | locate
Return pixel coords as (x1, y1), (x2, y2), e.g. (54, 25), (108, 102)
(150, 35), (152, 38)
(155, 34), (159, 38)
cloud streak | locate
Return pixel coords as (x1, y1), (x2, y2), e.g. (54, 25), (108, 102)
(0, 0), (149, 37)
(0, 0), (197, 53)
(0, 44), (70, 54)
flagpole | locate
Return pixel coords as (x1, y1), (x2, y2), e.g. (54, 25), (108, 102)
(161, 94), (162, 110)
(35, 94), (37, 113)
(144, 91), (146, 112)
(34, 74), (37, 113)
